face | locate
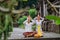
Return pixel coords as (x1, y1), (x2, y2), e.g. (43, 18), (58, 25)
(27, 15), (31, 23)
(28, 19), (30, 23)
(37, 14), (40, 20)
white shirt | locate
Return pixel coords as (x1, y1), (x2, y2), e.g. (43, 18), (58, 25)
(34, 17), (44, 31)
(23, 20), (34, 32)
(36, 20), (43, 26)
(34, 17), (44, 25)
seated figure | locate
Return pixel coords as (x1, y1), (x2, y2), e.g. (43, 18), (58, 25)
(23, 15), (37, 37)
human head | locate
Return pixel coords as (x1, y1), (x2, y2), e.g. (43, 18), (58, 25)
(37, 13), (40, 20)
(27, 15), (31, 23)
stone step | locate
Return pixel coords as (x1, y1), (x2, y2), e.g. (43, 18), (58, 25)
(3, 28), (60, 40)
(8, 38), (60, 40)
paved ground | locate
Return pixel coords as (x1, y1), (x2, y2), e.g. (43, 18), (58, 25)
(8, 28), (60, 39)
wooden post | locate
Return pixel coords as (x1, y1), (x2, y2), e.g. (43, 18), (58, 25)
(43, 0), (44, 17)
(40, 0), (44, 17)
(43, 1), (45, 17)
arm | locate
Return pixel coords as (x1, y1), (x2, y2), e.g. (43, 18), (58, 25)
(23, 20), (28, 24)
(31, 20), (35, 25)
(40, 17), (44, 21)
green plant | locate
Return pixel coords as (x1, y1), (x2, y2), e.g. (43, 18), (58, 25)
(19, 24), (25, 29)
(18, 16), (27, 25)
(0, 0), (17, 40)
(0, 13), (13, 40)
(45, 15), (60, 25)
(29, 8), (37, 18)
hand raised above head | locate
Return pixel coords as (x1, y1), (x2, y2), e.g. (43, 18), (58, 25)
(27, 15), (32, 20)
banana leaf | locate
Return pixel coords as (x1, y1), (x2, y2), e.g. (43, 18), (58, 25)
(55, 20), (60, 25)
(45, 15), (60, 25)
(46, 15), (57, 20)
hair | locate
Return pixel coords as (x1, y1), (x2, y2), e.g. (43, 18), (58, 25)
(36, 12), (41, 16)
(24, 12), (29, 16)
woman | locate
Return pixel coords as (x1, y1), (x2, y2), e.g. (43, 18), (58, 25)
(23, 15), (37, 37)
(34, 14), (44, 37)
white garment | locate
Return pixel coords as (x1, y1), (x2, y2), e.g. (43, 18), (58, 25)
(23, 20), (34, 32)
(34, 17), (44, 31)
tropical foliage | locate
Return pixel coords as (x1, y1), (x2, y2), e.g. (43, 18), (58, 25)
(0, 0), (17, 40)
(28, 8), (37, 18)
(18, 16), (27, 25)
(0, 13), (13, 40)
(45, 15), (60, 25)
(0, 0), (38, 40)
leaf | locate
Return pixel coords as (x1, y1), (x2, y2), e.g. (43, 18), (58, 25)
(18, 16), (27, 25)
(46, 15), (55, 20)
(55, 20), (60, 25)
(29, 9), (37, 18)
(45, 15), (60, 21)
(23, 16), (27, 20)
(45, 15), (60, 25)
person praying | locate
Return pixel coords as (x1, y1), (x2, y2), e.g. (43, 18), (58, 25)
(34, 14), (44, 37)
(23, 15), (36, 37)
